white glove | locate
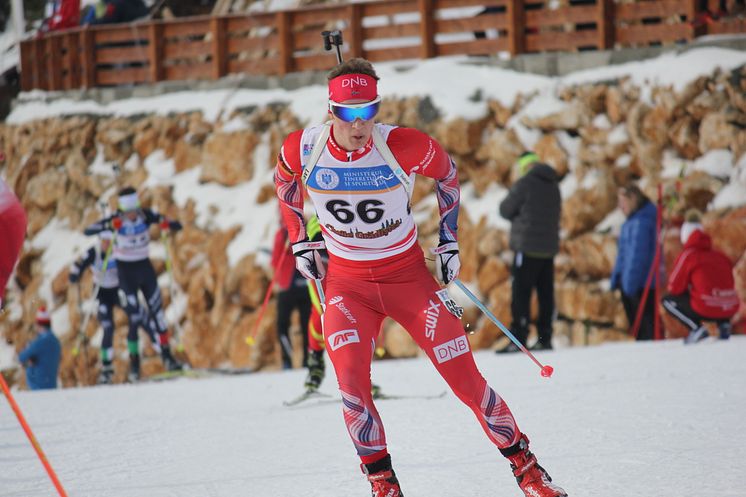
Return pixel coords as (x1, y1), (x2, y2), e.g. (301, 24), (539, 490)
(292, 240), (327, 280)
(431, 242), (460, 284)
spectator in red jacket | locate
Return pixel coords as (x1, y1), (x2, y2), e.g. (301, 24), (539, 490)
(662, 210), (739, 344)
(41, 0), (80, 32)
(271, 222), (311, 369)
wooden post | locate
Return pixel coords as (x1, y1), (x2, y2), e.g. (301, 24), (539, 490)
(506, 0), (525, 56)
(33, 38), (47, 91)
(19, 40), (33, 91)
(211, 17), (227, 79)
(276, 11), (292, 76)
(347, 4), (363, 59)
(47, 35), (63, 91)
(66, 31), (81, 89)
(688, 0), (704, 37)
(597, 0), (614, 50)
(80, 28), (96, 89)
(418, 0), (436, 59)
(148, 23), (164, 83)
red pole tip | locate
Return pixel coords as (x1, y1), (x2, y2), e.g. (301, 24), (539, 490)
(540, 365), (554, 378)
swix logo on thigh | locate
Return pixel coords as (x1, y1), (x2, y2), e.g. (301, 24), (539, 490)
(328, 329), (360, 351)
(424, 299), (441, 341)
(433, 335), (469, 364)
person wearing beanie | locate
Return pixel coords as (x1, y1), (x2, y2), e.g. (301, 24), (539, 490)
(662, 209), (739, 343)
(84, 186), (184, 381)
(497, 151), (561, 352)
(0, 178), (27, 308)
(611, 184), (658, 340)
(69, 231), (159, 384)
(18, 306), (61, 390)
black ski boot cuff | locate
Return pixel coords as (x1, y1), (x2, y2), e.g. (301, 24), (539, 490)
(499, 434), (528, 458)
(362, 454), (392, 475)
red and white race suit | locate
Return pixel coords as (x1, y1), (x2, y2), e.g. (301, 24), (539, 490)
(275, 123), (520, 463)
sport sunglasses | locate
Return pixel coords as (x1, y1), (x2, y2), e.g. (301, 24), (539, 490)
(329, 96), (382, 122)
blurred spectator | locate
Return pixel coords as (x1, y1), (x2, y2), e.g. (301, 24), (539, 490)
(18, 307), (61, 390)
(611, 184), (657, 341)
(83, 0), (149, 25)
(40, 0), (80, 33)
(497, 151), (561, 353)
(0, 178), (26, 308)
(271, 221), (311, 369)
(662, 210), (739, 344)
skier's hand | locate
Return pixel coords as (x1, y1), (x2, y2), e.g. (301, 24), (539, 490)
(69, 266), (80, 283)
(160, 219), (183, 232)
(292, 240), (326, 280)
(431, 241), (460, 284)
(110, 216), (123, 231)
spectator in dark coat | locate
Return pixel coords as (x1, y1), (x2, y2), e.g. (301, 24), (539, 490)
(18, 307), (61, 390)
(497, 151), (561, 353)
(662, 210), (739, 343)
(611, 184), (658, 341)
(271, 222), (311, 369)
(89, 0), (150, 25)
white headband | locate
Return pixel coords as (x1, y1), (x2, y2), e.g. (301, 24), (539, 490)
(118, 192), (140, 212)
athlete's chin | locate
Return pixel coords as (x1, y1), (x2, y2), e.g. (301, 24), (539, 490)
(350, 137), (368, 148)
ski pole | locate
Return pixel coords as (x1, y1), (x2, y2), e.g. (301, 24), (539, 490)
(0, 374), (69, 497)
(246, 248), (287, 346)
(453, 279), (554, 378)
(314, 279), (325, 312)
(160, 225), (184, 351)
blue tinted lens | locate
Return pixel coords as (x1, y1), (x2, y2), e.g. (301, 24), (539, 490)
(331, 102), (380, 122)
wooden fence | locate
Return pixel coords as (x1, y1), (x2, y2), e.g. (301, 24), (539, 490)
(20, 0), (745, 91)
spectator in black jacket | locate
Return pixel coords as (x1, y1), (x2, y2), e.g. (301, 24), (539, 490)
(497, 152), (561, 353)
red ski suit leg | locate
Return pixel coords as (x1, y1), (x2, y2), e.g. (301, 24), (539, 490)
(323, 254), (520, 465)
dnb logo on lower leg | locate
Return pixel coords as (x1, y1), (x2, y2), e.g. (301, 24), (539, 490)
(328, 329), (360, 351)
(433, 335), (469, 363)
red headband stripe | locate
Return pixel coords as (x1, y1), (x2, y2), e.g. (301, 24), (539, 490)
(328, 73), (378, 103)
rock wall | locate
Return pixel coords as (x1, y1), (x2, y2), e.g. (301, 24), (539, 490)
(1, 63), (745, 388)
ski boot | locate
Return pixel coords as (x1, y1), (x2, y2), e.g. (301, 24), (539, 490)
(304, 350), (325, 392)
(97, 363), (114, 385)
(128, 354), (141, 382)
(160, 345), (183, 371)
(500, 434), (567, 497)
(718, 322), (732, 340)
(684, 325), (709, 344)
(362, 454), (404, 497)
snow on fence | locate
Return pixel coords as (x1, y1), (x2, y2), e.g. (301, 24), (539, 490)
(19, 0), (744, 91)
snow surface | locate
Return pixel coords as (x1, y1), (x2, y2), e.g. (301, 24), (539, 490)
(1, 338), (745, 497)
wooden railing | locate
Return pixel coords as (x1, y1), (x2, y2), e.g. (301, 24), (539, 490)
(20, 0), (745, 91)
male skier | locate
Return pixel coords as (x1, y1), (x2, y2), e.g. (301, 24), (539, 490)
(274, 58), (566, 497)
